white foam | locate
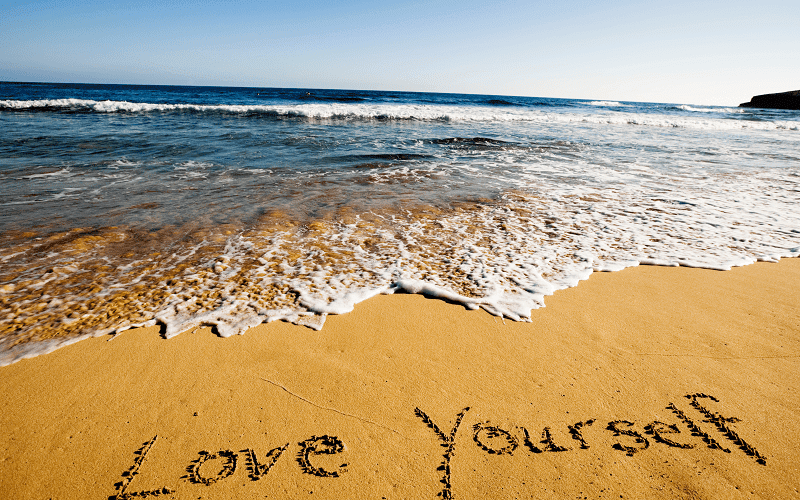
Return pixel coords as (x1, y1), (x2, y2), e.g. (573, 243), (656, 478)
(20, 167), (71, 179)
(300, 286), (389, 315)
(51, 187), (83, 199)
(588, 101), (628, 107)
(678, 104), (744, 114)
(111, 159), (141, 167)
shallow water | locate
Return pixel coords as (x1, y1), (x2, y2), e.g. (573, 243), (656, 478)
(1, 82), (799, 364)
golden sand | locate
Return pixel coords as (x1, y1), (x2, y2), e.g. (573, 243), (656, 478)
(0, 259), (798, 499)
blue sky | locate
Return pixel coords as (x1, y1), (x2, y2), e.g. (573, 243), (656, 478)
(2, 0), (798, 105)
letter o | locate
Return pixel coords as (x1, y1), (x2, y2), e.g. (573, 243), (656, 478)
(472, 422), (518, 455)
(188, 450), (238, 486)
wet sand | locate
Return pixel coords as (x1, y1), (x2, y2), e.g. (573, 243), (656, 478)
(1, 259), (799, 499)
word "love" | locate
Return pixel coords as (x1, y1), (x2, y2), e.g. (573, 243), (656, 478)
(110, 434), (346, 499)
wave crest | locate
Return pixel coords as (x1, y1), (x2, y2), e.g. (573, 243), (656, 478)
(587, 100), (628, 107)
(677, 104), (744, 114)
(1, 98), (797, 131)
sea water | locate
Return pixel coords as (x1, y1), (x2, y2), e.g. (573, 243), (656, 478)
(1, 82), (799, 365)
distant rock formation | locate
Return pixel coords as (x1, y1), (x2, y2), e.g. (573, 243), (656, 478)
(739, 90), (800, 110)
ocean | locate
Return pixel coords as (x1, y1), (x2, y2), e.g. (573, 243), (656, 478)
(1, 82), (799, 365)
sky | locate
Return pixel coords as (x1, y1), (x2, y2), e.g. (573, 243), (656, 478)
(1, 0), (798, 105)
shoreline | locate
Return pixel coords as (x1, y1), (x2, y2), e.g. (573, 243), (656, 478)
(1, 259), (799, 499)
(3, 255), (799, 369)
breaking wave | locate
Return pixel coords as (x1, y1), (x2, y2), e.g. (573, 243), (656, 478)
(2, 98), (797, 131)
(587, 101), (628, 107)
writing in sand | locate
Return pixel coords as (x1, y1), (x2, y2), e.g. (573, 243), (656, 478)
(109, 393), (766, 499)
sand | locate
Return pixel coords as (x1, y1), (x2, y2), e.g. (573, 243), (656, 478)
(1, 259), (799, 499)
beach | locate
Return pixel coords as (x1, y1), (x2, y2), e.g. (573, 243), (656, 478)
(1, 259), (798, 499)
(1, 83), (799, 500)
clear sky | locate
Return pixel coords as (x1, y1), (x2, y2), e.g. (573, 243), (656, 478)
(2, 0), (798, 105)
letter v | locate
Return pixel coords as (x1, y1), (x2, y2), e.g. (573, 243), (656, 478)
(242, 443), (290, 480)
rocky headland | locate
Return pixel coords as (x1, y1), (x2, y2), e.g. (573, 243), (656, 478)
(739, 90), (800, 110)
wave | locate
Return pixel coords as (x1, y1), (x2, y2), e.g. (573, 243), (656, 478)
(587, 101), (629, 107)
(1, 98), (798, 131)
(677, 104), (744, 114)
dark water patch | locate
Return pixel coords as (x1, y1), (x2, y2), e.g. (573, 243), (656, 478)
(0, 103), (94, 114)
(1, 136), (65, 157)
(8, 136), (56, 145)
(129, 202), (161, 210)
(430, 137), (518, 151)
(432, 137), (509, 145)
(259, 89), (370, 103)
(484, 99), (520, 106)
(299, 94), (367, 103)
(529, 140), (584, 151)
(526, 100), (559, 107)
(326, 153), (431, 163)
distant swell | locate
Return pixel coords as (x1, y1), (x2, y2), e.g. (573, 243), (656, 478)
(298, 95), (367, 103)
